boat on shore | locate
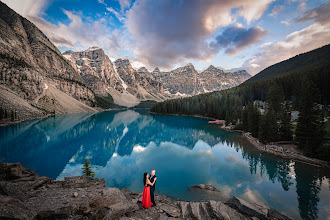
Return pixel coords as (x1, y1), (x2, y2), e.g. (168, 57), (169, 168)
(208, 120), (224, 124)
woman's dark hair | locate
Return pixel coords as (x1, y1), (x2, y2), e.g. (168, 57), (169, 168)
(143, 172), (148, 185)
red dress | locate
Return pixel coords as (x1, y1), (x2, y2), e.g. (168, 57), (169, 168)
(142, 185), (153, 208)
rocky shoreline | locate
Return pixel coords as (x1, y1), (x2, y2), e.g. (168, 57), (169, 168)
(0, 162), (292, 220)
(242, 132), (329, 168)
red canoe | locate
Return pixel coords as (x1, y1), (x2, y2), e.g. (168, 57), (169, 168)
(208, 120), (223, 124)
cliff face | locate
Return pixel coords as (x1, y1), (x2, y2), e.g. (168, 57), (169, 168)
(152, 63), (202, 96)
(152, 64), (251, 96)
(199, 65), (251, 92)
(0, 1), (96, 120)
(114, 58), (166, 101)
(63, 47), (125, 94)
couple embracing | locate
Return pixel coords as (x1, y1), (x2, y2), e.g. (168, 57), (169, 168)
(142, 169), (157, 208)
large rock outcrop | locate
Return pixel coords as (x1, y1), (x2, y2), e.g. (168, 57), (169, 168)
(0, 163), (291, 220)
(0, 1), (96, 122)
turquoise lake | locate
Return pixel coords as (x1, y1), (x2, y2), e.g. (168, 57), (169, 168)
(0, 109), (329, 220)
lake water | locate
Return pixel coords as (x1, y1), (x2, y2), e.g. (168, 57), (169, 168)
(0, 109), (329, 220)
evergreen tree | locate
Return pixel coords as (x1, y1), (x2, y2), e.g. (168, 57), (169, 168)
(279, 101), (293, 141)
(296, 80), (324, 156)
(259, 108), (278, 143)
(247, 102), (260, 137)
(82, 157), (95, 180)
(241, 106), (248, 131)
(0, 107), (3, 120)
(10, 110), (14, 122)
(266, 82), (285, 114)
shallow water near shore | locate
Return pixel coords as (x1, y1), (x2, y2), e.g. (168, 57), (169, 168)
(0, 109), (329, 220)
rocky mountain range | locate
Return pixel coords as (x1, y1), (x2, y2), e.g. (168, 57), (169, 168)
(63, 48), (167, 107)
(151, 64), (250, 96)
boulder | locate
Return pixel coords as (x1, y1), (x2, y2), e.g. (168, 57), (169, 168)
(157, 203), (181, 218)
(188, 184), (229, 201)
(178, 200), (249, 220)
(0, 163), (23, 180)
(228, 196), (291, 220)
(188, 184), (220, 192)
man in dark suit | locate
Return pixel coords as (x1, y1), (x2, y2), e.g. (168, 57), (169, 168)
(149, 169), (157, 206)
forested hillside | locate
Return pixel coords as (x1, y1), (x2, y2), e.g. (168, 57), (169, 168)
(151, 44), (330, 161)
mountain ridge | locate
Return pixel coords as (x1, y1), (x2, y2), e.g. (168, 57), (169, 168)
(151, 63), (251, 95)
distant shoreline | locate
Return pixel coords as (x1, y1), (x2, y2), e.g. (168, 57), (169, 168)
(0, 107), (129, 127)
(149, 111), (218, 121)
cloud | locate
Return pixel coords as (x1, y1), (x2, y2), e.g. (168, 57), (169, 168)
(260, 42), (273, 47)
(281, 20), (291, 26)
(2, 0), (49, 17)
(243, 3), (330, 75)
(211, 24), (268, 55)
(298, 3), (307, 12)
(125, 0), (273, 69)
(118, 0), (132, 11)
(296, 2), (330, 25)
(106, 7), (125, 21)
(269, 5), (285, 17)
(98, 0), (107, 6)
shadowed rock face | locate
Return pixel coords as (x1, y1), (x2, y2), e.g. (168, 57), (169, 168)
(0, 163), (291, 220)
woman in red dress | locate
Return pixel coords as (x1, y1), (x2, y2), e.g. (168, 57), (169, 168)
(142, 172), (157, 208)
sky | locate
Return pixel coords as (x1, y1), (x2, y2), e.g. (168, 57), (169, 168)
(2, 0), (330, 75)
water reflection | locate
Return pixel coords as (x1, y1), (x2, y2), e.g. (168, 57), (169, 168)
(0, 110), (329, 220)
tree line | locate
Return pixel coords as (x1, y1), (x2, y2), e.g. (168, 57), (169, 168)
(0, 107), (19, 122)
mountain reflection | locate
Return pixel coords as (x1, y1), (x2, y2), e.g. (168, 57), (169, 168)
(0, 109), (329, 220)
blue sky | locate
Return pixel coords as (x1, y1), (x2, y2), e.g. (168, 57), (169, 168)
(3, 0), (330, 74)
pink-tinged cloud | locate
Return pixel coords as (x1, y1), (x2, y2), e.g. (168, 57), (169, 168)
(125, 0), (273, 69)
(269, 5), (285, 17)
